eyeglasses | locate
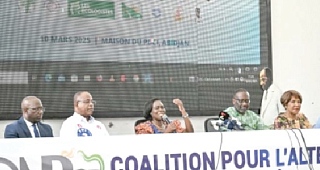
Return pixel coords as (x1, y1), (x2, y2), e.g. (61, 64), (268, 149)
(28, 107), (45, 112)
(235, 99), (250, 104)
(78, 100), (96, 105)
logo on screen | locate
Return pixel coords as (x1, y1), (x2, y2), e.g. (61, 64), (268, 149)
(44, 74), (52, 82)
(122, 2), (142, 19)
(142, 73), (153, 83)
(189, 76), (197, 82)
(68, 1), (115, 19)
(133, 75), (139, 82)
(152, 8), (161, 18)
(175, 6), (183, 21)
(84, 75), (90, 81)
(18, 0), (36, 13)
(109, 75), (115, 82)
(71, 74), (78, 82)
(32, 74), (37, 81)
(44, 0), (61, 13)
(120, 74), (126, 82)
(195, 7), (202, 23)
(58, 74), (65, 82)
(96, 75), (103, 82)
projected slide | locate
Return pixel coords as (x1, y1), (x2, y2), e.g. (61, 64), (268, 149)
(0, 0), (270, 117)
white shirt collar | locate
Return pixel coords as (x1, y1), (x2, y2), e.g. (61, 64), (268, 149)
(73, 112), (94, 122)
(24, 118), (34, 127)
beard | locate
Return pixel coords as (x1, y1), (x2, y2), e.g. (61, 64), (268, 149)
(236, 106), (248, 114)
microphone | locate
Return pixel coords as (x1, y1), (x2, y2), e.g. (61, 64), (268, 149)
(219, 111), (230, 120)
(161, 114), (171, 124)
(218, 111), (244, 131)
(161, 114), (176, 133)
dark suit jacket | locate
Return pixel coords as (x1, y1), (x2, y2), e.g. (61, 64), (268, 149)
(4, 117), (54, 138)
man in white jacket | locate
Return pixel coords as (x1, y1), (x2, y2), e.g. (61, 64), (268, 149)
(60, 91), (109, 137)
(259, 67), (285, 128)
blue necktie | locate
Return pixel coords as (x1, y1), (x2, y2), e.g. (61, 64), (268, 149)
(32, 123), (40, 138)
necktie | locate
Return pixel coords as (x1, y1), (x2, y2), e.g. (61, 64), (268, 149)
(32, 123), (40, 138)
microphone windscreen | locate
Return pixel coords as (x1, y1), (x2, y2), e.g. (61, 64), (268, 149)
(161, 114), (171, 124)
(219, 111), (230, 120)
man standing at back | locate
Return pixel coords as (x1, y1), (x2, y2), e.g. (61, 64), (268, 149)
(4, 96), (53, 138)
(259, 67), (285, 128)
(224, 88), (268, 130)
(59, 91), (109, 137)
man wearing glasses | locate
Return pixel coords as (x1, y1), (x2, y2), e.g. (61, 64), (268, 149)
(59, 91), (109, 137)
(223, 88), (269, 130)
(4, 96), (53, 138)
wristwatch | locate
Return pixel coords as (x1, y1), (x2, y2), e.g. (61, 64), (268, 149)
(182, 113), (189, 118)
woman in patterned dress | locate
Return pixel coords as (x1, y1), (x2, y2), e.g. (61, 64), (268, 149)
(274, 90), (312, 130)
(134, 98), (194, 134)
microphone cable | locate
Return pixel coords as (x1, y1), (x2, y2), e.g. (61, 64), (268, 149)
(296, 129), (314, 170)
(285, 129), (299, 170)
(214, 131), (223, 170)
(290, 129), (314, 170)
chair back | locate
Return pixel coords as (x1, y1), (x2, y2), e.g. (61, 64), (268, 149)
(204, 117), (221, 132)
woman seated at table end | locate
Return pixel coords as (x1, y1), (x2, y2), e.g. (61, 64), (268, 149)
(274, 90), (312, 130)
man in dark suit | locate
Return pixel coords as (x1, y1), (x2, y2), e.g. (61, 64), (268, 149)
(4, 96), (53, 138)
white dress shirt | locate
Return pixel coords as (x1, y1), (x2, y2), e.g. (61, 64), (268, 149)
(59, 112), (109, 137)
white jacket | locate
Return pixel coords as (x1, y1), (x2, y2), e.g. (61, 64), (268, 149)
(260, 84), (285, 126)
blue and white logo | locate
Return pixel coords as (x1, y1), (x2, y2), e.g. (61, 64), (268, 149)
(77, 128), (92, 137)
(44, 74), (52, 82)
(152, 8), (161, 18)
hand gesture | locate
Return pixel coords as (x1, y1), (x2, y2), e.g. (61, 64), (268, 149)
(173, 98), (186, 115)
(165, 122), (177, 133)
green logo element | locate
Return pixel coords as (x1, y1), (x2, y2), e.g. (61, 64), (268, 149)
(68, 0), (115, 19)
(18, 0), (36, 13)
(78, 150), (105, 170)
(121, 2), (142, 19)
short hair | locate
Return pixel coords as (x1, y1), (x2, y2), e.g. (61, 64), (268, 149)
(143, 98), (160, 120)
(280, 90), (302, 107)
(21, 96), (38, 112)
(233, 88), (249, 98)
(73, 91), (88, 106)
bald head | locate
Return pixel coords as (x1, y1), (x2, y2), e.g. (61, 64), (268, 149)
(21, 96), (39, 110)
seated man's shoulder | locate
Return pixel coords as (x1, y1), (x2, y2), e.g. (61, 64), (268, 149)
(5, 121), (18, 129)
(93, 119), (105, 125)
(224, 107), (233, 111)
(246, 109), (259, 115)
(223, 107), (235, 114)
(6, 119), (21, 127)
(62, 115), (77, 122)
(39, 122), (52, 128)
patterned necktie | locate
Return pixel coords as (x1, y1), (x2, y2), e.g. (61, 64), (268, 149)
(32, 123), (40, 138)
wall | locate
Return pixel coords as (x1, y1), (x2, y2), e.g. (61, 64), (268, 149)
(271, 0), (320, 124)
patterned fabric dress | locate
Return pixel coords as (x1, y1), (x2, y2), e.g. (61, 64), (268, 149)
(135, 120), (184, 134)
(274, 113), (312, 130)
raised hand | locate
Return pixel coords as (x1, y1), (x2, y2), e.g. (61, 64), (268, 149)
(173, 98), (185, 113)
